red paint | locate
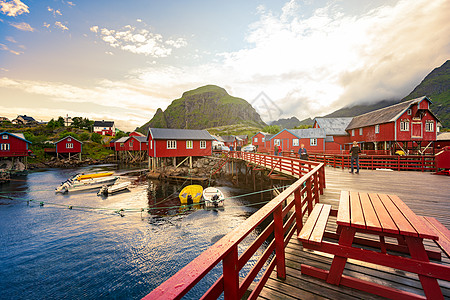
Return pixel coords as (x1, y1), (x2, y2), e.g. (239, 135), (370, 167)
(270, 129), (325, 153)
(147, 138), (212, 158)
(55, 136), (82, 154)
(0, 132), (31, 157)
(115, 137), (147, 152)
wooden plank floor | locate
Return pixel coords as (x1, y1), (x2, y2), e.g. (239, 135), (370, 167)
(259, 166), (450, 300)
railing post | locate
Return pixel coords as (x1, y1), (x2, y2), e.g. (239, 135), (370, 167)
(294, 188), (303, 235)
(223, 245), (239, 299)
(319, 165), (325, 193)
(273, 205), (286, 279)
(306, 177), (313, 214)
(313, 173), (319, 204)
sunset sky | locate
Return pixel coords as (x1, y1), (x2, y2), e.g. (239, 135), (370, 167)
(1, 0), (449, 131)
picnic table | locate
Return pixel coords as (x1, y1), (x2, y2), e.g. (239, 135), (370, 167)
(298, 191), (450, 299)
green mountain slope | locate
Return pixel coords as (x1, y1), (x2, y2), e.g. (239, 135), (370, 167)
(403, 60), (450, 128)
(138, 85), (267, 133)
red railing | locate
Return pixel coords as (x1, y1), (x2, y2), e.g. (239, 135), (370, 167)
(0, 151), (30, 157)
(284, 152), (436, 172)
(143, 152), (325, 300)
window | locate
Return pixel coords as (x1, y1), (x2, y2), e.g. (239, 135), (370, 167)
(129, 141), (133, 147)
(167, 140), (176, 149)
(186, 140), (193, 149)
(120, 143), (124, 147)
(1, 143), (10, 151)
(359, 128), (363, 135)
(375, 125), (380, 134)
(200, 140), (206, 149)
(292, 139), (299, 146)
(425, 121), (434, 132)
(310, 138), (317, 146)
(262, 137), (265, 142)
(351, 129), (355, 136)
(400, 120), (410, 131)
(274, 139), (280, 146)
(67, 143), (73, 149)
(407, 109), (412, 115)
(2, 134), (8, 139)
(254, 137), (258, 143)
(67, 138), (72, 142)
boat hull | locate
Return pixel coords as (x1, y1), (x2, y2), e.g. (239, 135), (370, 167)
(179, 185), (203, 204)
(56, 176), (119, 193)
(203, 187), (225, 207)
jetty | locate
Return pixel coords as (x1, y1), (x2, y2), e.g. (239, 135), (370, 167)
(144, 152), (450, 299)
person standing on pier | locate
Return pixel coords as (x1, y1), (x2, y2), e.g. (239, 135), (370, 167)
(274, 145), (279, 156)
(298, 144), (308, 160)
(349, 141), (361, 174)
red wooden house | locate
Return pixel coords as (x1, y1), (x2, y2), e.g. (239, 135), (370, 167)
(0, 132), (31, 158)
(114, 135), (148, 162)
(251, 132), (274, 153)
(147, 128), (214, 158)
(129, 131), (145, 137)
(270, 128), (326, 154)
(93, 120), (116, 136)
(345, 96), (439, 154)
(55, 136), (82, 160)
(313, 118), (352, 153)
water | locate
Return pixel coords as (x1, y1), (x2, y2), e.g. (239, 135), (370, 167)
(0, 165), (273, 299)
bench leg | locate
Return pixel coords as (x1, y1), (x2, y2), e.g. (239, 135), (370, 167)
(405, 236), (444, 300)
(326, 226), (355, 285)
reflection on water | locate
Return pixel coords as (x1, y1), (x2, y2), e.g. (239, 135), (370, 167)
(0, 165), (274, 299)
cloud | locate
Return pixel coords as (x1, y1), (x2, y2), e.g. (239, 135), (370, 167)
(10, 21), (34, 31)
(0, 43), (23, 55)
(90, 23), (187, 57)
(47, 6), (62, 17)
(0, 0), (29, 17)
(55, 21), (68, 31)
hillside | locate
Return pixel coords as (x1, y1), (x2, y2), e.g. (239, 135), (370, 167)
(403, 60), (449, 128)
(323, 99), (399, 118)
(139, 85), (266, 133)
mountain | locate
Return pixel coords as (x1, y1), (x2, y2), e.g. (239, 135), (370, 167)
(270, 116), (301, 128)
(323, 60), (449, 128)
(403, 60), (450, 128)
(138, 85), (267, 133)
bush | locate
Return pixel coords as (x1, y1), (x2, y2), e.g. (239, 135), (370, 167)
(91, 132), (102, 143)
(79, 132), (90, 141)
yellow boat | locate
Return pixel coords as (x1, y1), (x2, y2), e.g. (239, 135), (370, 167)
(179, 185), (203, 204)
(74, 172), (114, 181)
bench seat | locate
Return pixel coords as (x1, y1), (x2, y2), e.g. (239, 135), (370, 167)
(298, 203), (331, 244)
(421, 216), (450, 258)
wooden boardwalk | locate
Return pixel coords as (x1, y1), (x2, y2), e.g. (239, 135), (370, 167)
(259, 167), (450, 299)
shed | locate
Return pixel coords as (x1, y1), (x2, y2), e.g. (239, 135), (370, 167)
(271, 128), (326, 153)
(55, 136), (83, 160)
(314, 118), (352, 152)
(0, 132), (32, 158)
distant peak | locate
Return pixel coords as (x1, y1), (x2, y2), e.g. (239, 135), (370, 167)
(181, 85), (228, 98)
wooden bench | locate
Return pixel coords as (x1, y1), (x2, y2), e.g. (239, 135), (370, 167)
(298, 203), (331, 244)
(421, 216), (450, 259)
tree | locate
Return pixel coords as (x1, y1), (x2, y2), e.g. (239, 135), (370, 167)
(57, 116), (65, 127)
(262, 125), (281, 134)
(91, 132), (102, 143)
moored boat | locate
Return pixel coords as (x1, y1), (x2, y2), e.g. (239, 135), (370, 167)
(202, 187), (225, 208)
(97, 181), (131, 196)
(73, 172), (114, 181)
(55, 175), (119, 193)
(179, 185), (203, 204)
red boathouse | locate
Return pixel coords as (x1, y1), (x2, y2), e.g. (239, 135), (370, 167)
(0, 132), (31, 158)
(55, 136), (82, 160)
(270, 128), (326, 154)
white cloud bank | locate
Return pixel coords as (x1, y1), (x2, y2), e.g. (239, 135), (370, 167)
(0, 0), (28, 17)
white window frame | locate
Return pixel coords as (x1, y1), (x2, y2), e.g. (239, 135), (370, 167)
(274, 139), (280, 146)
(186, 140), (193, 149)
(129, 140), (133, 147)
(1, 143), (10, 151)
(254, 137), (258, 143)
(2, 134), (9, 139)
(407, 109), (412, 115)
(425, 121), (434, 132)
(351, 129), (355, 136)
(167, 140), (177, 149)
(67, 138), (72, 142)
(400, 120), (410, 131)
(375, 125), (380, 134)
(262, 137), (265, 142)
(359, 128), (363, 135)
(292, 139), (299, 147)
(66, 143), (74, 149)
(310, 138), (317, 146)
(200, 140), (206, 149)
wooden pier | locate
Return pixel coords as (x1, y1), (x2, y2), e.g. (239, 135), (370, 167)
(259, 167), (450, 299)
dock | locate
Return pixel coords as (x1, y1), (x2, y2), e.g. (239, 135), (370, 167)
(259, 166), (450, 299)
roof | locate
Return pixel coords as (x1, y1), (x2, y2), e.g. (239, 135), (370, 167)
(115, 137), (129, 143)
(18, 115), (36, 122)
(346, 96), (433, 130)
(437, 132), (450, 141)
(148, 128), (215, 140)
(0, 132), (32, 143)
(314, 117), (353, 136)
(132, 136), (147, 143)
(237, 135), (248, 139)
(220, 135), (236, 143)
(285, 128), (326, 139)
(55, 135), (83, 144)
(130, 131), (145, 137)
(94, 120), (115, 127)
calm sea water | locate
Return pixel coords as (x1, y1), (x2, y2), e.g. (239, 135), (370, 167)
(0, 165), (272, 299)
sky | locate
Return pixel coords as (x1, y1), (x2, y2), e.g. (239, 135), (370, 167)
(0, 0), (449, 131)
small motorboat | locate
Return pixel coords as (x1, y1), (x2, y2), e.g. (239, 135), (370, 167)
(179, 185), (203, 204)
(56, 175), (119, 193)
(98, 181), (131, 196)
(74, 172), (114, 181)
(203, 187), (225, 208)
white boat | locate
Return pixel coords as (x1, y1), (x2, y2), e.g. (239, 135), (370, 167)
(98, 181), (131, 196)
(55, 175), (119, 193)
(203, 187), (225, 208)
